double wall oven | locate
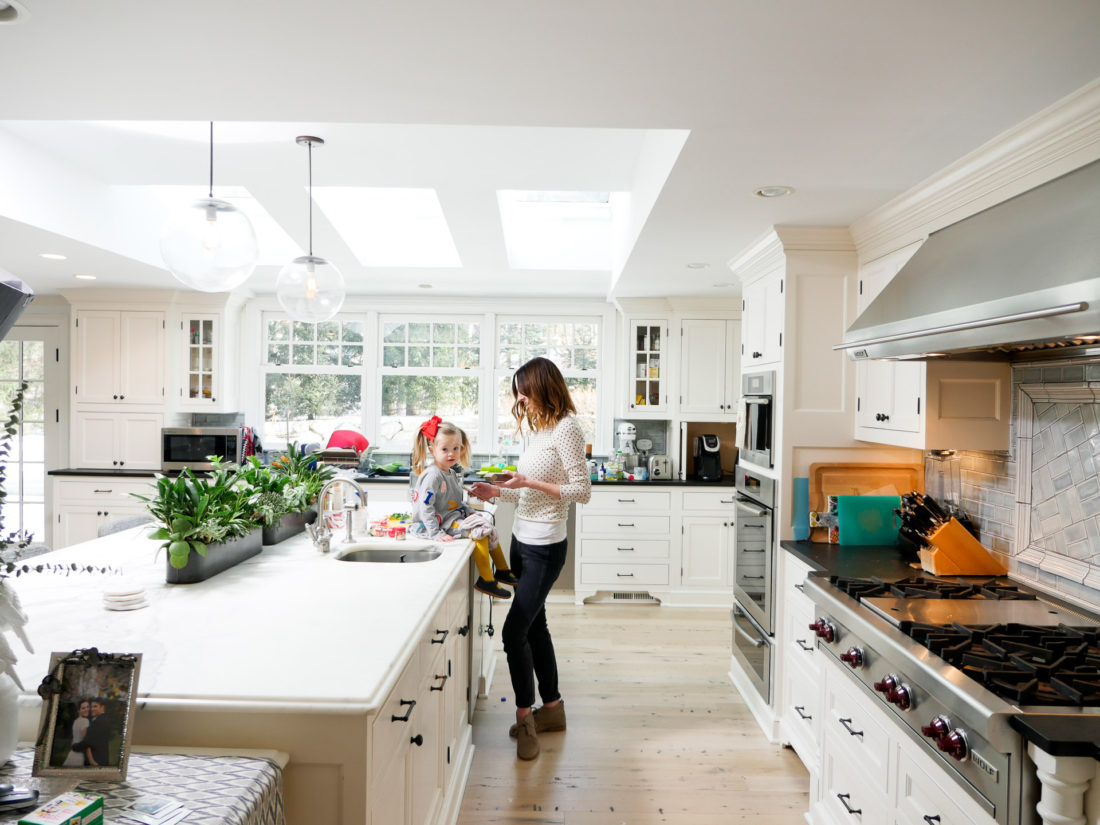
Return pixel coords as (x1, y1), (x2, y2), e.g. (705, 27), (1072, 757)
(731, 464), (775, 703)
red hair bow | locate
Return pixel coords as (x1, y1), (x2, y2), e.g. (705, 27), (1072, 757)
(419, 415), (442, 440)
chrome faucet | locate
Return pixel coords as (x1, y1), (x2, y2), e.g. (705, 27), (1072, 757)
(311, 476), (367, 552)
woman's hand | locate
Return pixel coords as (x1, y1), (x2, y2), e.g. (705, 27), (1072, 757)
(438, 534), (455, 543)
(496, 471), (527, 489)
(468, 482), (499, 501)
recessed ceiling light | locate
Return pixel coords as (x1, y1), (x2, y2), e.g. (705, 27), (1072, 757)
(418, 283), (433, 289)
(0, 0), (30, 25)
(685, 262), (710, 270)
(754, 185), (794, 198)
(39, 253), (67, 261)
(74, 274), (97, 281)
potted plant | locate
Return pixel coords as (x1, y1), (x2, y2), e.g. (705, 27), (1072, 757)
(135, 462), (260, 584)
(270, 442), (335, 506)
(240, 456), (314, 546)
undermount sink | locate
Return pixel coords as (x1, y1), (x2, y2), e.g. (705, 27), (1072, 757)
(333, 538), (443, 563)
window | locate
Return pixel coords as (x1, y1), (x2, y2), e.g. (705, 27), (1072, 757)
(378, 317), (483, 452)
(495, 319), (599, 450)
(262, 317), (363, 446)
(0, 339), (45, 540)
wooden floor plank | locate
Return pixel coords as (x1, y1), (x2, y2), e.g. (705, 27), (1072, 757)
(457, 600), (809, 824)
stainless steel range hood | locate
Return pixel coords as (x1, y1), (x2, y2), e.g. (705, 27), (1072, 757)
(837, 158), (1100, 361)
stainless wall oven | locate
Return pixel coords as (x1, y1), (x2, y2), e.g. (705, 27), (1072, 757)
(740, 370), (775, 468)
(731, 464), (775, 704)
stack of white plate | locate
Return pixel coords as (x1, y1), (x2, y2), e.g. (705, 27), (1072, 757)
(102, 579), (148, 611)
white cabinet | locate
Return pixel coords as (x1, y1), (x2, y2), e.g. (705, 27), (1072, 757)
(72, 411), (162, 470)
(52, 476), (154, 548)
(177, 309), (239, 411)
(679, 319), (741, 417)
(680, 489), (738, 588)
(855, 360), (1011, 450)
(626, 319), (670, 414)
(73, 310), (166, 406)
(575, 489), (673, 603)
(741, 274), (784, 368)
(778, 551), (820, 771)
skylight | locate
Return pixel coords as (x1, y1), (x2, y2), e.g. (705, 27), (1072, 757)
(497, 190), (614, 271)
(311, 187), (461, 268)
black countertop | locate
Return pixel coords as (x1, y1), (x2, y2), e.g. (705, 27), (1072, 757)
(781, 539), (1100, 760)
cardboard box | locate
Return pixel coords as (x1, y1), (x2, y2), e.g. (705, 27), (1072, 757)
(18, 793), (103, 825)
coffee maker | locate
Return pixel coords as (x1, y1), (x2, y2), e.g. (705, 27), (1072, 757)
(693, 434), (722, 481)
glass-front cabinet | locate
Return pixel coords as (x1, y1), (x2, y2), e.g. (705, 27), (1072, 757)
(628, 320), (668, 414)
(181, 314), (219, 406)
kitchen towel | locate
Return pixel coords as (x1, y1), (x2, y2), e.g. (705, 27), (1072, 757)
(836, 495), (900, 546)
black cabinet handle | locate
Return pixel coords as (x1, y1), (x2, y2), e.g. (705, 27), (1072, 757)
(431, 628), (448, 644)
(410, 734), (424, 746)
(838, 717), (864, 738)
(617, 498), (636, 503)
(113, 394), (118, 400)
(617, 523), (635, 527)
(616, 572), (634, 577)
(431, 674), (448, 691)
(93, 489), (112, 493)
(742, 574), (765, 580)
(119, 395), (125, 400)
(837, 794), (861, 816)
(794, 705), (812, 720)
(457, 623), (469, 636)
(795, 639), (814, 652)
(391, 698), (416, 722)
(119, 461), (124, 467)
(923, 816), (942, 824)
(617, 546), (635, 552)
(794, 583), (805, 592)
(112, 460), (118, 466)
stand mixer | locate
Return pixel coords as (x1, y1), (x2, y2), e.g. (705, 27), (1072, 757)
(616, 422), (637, 459)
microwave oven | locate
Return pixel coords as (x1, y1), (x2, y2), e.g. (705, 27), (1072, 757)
(162, 427), (243, 471)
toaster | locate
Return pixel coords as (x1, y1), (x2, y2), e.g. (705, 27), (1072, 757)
(648, 455), (672, 479)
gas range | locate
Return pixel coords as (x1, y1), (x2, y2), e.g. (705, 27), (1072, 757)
(804, 572), (1100, 825)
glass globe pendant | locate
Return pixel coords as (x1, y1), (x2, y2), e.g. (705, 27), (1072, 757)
(159, 123), (258, 292)
(276, 136), (345, 322)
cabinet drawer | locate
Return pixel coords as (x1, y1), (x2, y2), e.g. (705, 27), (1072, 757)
(580, 538), (670, 561)
(819, 730), (889, 825)
(895, 748), (982, 825)
(372, 656), (420, 767)
(579, 563), (669, 586)
(56, 477), (153, 503)
(580, 515), (670, 535)
(681, 490), (738, 511)
(420, 607), (451, 676)
(824, 665), (891, 788)
(781, 649), (821, 762)
(586, 490), (671, 512)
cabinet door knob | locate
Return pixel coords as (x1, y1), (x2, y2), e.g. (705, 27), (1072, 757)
(119, 395), (125, 400)
(410, 734), (424, 747)
(113, 395), (118, 400)
(112, 460), (118, 466)
(119, 461), (124, 467)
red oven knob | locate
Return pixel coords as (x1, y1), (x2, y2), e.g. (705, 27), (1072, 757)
(888, 683), (912, 711)
(920, 716), (950, 739)
(936, 730), (969, 761)
(808, 619), (836, 643)
(873, 674), (898, 694)
(839, 647), (864, 668)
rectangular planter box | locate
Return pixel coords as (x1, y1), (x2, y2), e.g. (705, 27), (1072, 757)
(165, 529), (263, 584)
(262, 510), (313, 546)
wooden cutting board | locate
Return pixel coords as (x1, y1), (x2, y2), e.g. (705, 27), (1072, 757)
(808, 462), (923, 543)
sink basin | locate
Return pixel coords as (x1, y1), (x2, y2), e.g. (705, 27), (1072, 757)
(333, 538), (443, 563)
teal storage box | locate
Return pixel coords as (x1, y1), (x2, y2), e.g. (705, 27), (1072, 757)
(836, 495), (900, 545)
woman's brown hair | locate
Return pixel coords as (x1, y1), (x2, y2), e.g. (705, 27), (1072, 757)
(511, 356), (576, 433)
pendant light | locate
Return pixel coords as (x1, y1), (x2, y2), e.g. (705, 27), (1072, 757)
(159, 122), (258, 292)
(276, 136), (345, 323)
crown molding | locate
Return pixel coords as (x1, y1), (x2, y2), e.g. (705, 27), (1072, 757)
(727, 229), (784, 284)
(773, 225), (855, 252)
(851, 78), (1100, 263)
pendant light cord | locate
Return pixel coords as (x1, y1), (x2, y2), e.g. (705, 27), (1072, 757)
(307, 139), (314, 257)
(208, 121), (214, 199)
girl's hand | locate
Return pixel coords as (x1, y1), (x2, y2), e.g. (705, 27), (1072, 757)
(468, 482), (498, 501)
(439, 535), (456, 543)
(497, 471), (526, 489)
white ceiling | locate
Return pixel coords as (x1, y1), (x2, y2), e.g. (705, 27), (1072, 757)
(1, 0), (1099, 302)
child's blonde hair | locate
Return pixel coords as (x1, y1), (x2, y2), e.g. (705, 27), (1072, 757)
(411, 420), (472, 475)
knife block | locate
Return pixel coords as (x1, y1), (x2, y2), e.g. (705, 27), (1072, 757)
(919, 517), (1007, 576)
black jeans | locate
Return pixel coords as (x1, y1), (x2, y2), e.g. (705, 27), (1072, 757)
(502, 536), (568, 709)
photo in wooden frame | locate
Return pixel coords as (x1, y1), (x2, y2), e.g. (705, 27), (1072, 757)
(32, 648), (142, 780)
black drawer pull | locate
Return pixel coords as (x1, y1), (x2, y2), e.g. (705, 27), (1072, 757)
(837, 794), (861, 816)
(617, 546), (635, 551)
(616, 572), (634, 577)
(391, 698), (416, 722)
(431, 674), (448, 691)
(431, 629), (448, 644)
(457, 624), (469, 636)
(93, 489), (112, 493)
(617, 522), (636, 527)
(838, 717), (864, 738)
(743, 522), (764, 528)
(743, 548), (765, 553)
(742, 574), (765, 580)
(794, 705), (812, 720)
(794, 583), (805, 592)
(795, 639), (814, 652)
(923, 817), (941, 824)
(617, 498), (636, 503)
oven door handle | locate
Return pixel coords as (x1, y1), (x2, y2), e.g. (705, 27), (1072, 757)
(735, 500), (769, 518)
(743, 397), (770, 406)
(731, 607), (767, 648)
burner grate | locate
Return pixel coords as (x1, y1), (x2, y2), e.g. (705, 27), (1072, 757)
(829, 575), (1036, 602)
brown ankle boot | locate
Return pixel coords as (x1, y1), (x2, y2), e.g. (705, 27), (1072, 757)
(515, 712), (539, 760)
(509, 700), (566, 738)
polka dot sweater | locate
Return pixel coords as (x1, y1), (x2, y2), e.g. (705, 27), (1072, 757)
(498, 415), (591, 522)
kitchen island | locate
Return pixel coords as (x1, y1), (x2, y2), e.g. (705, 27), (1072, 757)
(9, 509), (477, 825)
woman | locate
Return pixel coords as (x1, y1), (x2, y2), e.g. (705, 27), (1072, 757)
(62, 698), (90, 766)
(470, 356), (591, 760)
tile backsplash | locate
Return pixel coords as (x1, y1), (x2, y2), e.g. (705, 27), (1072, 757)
(960, 361), (1100, 608)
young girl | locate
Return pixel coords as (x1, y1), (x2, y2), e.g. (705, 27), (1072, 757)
(410, 415), (518, 599)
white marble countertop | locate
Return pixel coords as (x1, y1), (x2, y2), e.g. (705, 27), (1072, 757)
(9, 503), (472, 721)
